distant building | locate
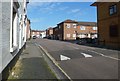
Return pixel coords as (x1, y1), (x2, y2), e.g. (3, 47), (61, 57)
(40, 31), (46, 38)
(53, 19), (97, 41)
(91, 2), (120, 48)
(26, 18), (31, 40)
(1, 0), (29, 77)
(31, 30), (41, 38)
(46, 27), (53, 39)
(53, 26), (60, 40)
(55, 19), (78, 40)
(77, 22), (97, 39)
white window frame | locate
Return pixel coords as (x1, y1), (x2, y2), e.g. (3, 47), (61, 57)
(73, 24), (76, 28)
(66, 24), (71, 28)
(80, 26), (86, 30)
(73, 34), (76, 37)
(93, 27), (97, 30)
(66, 34), (70, 38)
(10, 2), (19, 52)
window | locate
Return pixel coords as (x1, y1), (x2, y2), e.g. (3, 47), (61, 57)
(80, 26), (86, 30)
(109, 25), (118, 37)
(73, 24), (76, 28)
(66, 24), (71, 28)
(33, 32), (35, 34)
(37, 32), (39, 34)
(73, 34), (76, 37)
(10, 3), (19, 52)
(67, 34), (70, 38)
(93, 27), (97, 30)
(109, 4), (117, 15)
(59, 25), (61, 29)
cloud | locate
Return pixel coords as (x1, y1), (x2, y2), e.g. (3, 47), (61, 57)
(71, 9), (80, 13)
(37, 2), (61, 14)
(58, 6), (69, 11)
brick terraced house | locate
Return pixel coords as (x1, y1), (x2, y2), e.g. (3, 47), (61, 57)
(46, 27), (53, 39)
(53, 19), (97, 41)
(91, 2), (120, 49)
(31, 30), (41, 38)
(54, 19), (78, 40)
(77, 22), (97, 39)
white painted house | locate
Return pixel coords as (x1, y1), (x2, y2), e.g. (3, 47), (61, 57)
(41, 31), (46, 38)
(0, 0), (29, 76)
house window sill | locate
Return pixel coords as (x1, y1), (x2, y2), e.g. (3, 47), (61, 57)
(10, 46), (18, 53)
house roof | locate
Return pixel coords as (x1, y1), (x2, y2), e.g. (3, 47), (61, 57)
(58, 19), (78, 25)
(31, 30), (43, 32)
(78, 22), (97, 26)
(46, 27), (53, 30)
(63, 19), (78, 23)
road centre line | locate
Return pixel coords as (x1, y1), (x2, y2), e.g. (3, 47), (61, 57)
(87, 50), (120, 61)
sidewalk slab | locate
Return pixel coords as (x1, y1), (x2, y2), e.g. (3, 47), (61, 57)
(7, 41), (57, 80)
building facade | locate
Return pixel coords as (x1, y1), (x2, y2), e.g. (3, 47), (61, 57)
(26, 18), (31, 40)
(40, 31), (46, 38)
(54, 19), (78, 40)
(91, 2), (120, 48)
(77, 22), (97, 39)
(31, 30), (41, 38)
(46, 27), (53, 39)
(1, 0), (29, 75)
(53, 19), (97, 41)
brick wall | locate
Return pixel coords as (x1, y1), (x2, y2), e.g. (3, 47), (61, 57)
(97, 2), (120, 48)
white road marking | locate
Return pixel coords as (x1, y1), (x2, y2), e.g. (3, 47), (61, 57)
(87, 50), (120, 60)
(81, 53), (93, 58)
(60, 55), (71, 61)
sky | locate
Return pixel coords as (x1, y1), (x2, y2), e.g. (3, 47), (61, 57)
(27, 2), (97, 30)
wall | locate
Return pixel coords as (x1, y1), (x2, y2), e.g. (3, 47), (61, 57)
(63, 23), (77, 40)
(2, 2), (14, 73)
(97, 2), (120, 48)
(0, 1), (2, 75)
(77, 25), (97, 38)
(1, 0), (28, 74)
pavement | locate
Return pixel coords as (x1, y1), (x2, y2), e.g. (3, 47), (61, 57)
(33, 38), (119, 80)
(7, 41), (58, 81)
(7, 38), (120, 81)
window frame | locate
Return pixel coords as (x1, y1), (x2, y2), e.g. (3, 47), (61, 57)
(80, 26), (86, 30)
(73, 24), (77, 28)
(73, 34), (76, 38)
(66, 24), (71, 28)
(92, 26), (97, 30)
(66, 34), (70, 38)
(109, 4), (117, 15)
(10, 2), (19, 52)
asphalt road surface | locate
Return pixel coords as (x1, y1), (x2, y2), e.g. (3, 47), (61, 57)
(32, 38), (119, 80)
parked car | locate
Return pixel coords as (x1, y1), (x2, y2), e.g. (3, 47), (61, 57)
(33, 36), (37, 39)
(76, 38), (87, 45)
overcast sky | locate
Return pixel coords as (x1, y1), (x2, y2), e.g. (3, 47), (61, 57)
(27, 2), (97, 30)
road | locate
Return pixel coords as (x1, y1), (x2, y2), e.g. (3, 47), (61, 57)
(32, 38), (119, 80)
